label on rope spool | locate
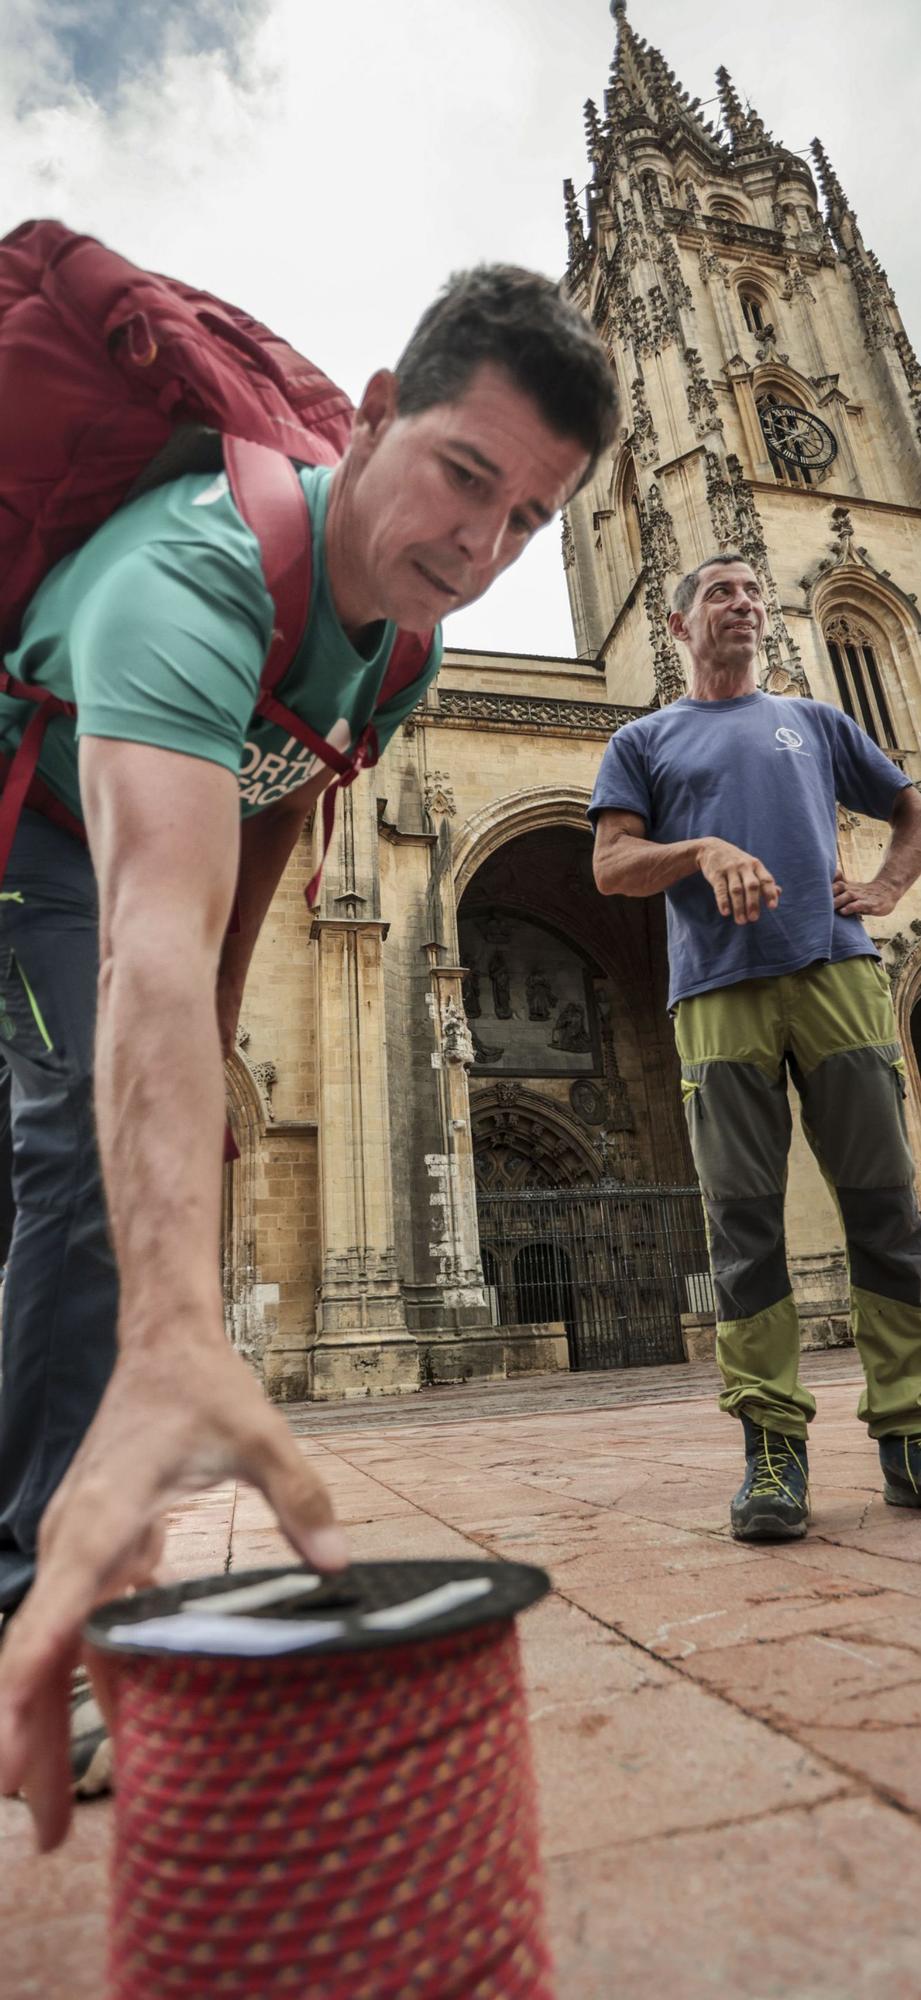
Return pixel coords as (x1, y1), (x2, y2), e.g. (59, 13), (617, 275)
(85, 1557), (550, 1659)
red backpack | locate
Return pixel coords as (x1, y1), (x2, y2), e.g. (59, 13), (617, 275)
(0, 219), (433, 901)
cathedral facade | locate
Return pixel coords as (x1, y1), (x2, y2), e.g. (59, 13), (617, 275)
(225, 5), (921, 1400)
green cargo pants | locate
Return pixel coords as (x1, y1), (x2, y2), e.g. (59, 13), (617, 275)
(675, 956), (921, 1440)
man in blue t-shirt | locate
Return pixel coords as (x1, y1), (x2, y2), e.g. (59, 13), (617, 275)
(590, 552), (921, 1543)
(0, 265), (619, 1848)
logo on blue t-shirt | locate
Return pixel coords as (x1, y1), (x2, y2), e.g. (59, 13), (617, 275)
(775, 726), (810, 756)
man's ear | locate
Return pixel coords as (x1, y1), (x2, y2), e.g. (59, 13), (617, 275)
(352, 370), (399, 456)
(668, 609), (687, 643)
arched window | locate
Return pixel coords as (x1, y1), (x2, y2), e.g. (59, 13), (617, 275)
(709, 196), (748, 224)
(757, 390), (814, 487)
(740, 288), (768, 335)
(824, 613), (898, 750)
(620, 458), (643, 574)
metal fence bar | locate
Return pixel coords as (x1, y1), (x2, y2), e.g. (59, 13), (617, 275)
(475, 1183), (712, 1371)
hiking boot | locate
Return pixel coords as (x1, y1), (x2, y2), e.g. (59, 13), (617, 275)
(730, 1414), (809, 1541)
(1, 1610), (112, 1800)
(879, 1434), (921, 1510)
(70, 1663), (113, 1798)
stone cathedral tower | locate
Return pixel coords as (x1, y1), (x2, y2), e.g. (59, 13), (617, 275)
(560, 0), (921, 1330)
(225, 1), (921, 1399)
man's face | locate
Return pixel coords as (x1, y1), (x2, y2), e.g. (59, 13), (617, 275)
(346, 361), (590, 628)
(670, 561), (767, 670)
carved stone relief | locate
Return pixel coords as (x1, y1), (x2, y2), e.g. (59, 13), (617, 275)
(441, 997), (475, 1069)
(638, 481), (684, 705)
(251, 1060), (278, 1120)
(460, 910), (600, 1077)
(658, 234), (694, 312)
(780, 256), (816, 304)
(883, 920), (921, 990)
(684, 347), (723, 438)
(849, 251), (895, 354)
(428, 691), (644, 735)
(630, 374), (659, 465)
(423, 770), (456, 819)
(698, 242), (730, 286)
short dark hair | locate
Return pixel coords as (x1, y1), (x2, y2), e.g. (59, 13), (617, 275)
(394, 265), (620, 488)
(672, 553), (754, 615)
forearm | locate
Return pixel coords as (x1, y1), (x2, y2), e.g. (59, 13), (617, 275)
(94, 925), (228, 1347)
(594, 832), (704, 898)
(873, 790), (921, 903)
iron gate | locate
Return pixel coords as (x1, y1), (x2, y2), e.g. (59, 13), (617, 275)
(476, 1183), (713, 1371)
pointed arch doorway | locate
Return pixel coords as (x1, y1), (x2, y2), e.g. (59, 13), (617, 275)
(471, 1087), (707, 1372)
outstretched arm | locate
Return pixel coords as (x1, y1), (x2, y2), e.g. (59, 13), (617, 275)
(0, 740), (346, 1853)
(833, 783), (921, 918)
(593, 808), (781, 924)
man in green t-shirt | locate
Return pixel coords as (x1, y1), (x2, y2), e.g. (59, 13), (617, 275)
(0, 264), (618, 1847)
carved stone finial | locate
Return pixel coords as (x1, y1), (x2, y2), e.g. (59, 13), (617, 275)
(563, 177), (588, 273)
(715, 65), (745, 145)
(583, 97), (604, 162)
(561, 510), (576, 570)
(810, 137), (848, 218)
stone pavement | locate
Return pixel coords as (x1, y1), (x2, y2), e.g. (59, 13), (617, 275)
(4, 1347), (921, 1998)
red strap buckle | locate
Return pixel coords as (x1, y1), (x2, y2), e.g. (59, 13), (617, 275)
(0, 699), (66, 888)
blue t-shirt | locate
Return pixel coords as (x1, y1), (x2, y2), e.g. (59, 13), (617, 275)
(588, 691), (911, 1009)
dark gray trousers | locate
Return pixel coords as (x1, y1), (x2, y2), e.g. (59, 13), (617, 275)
(0, 811), (117, 1613)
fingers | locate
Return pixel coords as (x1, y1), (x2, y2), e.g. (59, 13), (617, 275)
(833, 876), (869, 915)
(0, 1508), (167, 1851)
(245, 1421), (349, 1573)
(0, 1591), (80, 1849)
(21, 1648), (76, 1853)
(716, 862), (780, 923)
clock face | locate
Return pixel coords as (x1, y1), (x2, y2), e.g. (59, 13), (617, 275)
(759, 401), (837, 470)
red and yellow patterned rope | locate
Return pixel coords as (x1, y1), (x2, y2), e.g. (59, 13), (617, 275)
(107, 1620), (554, 1998)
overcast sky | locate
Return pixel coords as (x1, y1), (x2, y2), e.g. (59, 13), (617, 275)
(2, 1), (918, 656)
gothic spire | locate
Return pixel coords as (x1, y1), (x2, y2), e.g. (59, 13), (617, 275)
(715, 64), (777, 158)
(604, 0), (726, 159)
(809, 136), (867, 259)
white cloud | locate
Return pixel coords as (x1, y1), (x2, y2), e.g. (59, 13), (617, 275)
(1, 0), (918, 656)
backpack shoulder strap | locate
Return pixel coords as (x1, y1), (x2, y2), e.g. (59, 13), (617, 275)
(377, 628), (435, 706)
(222, 436), (312, 693)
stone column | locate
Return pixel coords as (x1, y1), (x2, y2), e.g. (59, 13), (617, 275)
(309, 914), (419, 1399)
(427, 960), (489, 1310)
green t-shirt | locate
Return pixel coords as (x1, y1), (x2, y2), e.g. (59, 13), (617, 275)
(0, 465), (441, 821)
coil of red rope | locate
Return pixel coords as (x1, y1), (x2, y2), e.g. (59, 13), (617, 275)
(86, 1558), (555, 1999)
